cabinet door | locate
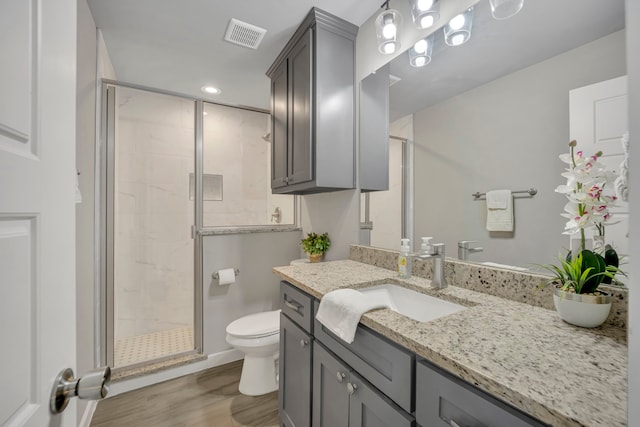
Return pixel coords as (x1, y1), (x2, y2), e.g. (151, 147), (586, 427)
(349, 371), (414, 427)
(279, 314), (312, 427)
(359, 63), (390, 192)
(288, 28), (313, 186)
(271, 59), (289, 189)
(313, 343), (350, 427)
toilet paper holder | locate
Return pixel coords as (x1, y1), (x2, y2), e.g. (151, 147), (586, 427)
(212, 268), (240, 280)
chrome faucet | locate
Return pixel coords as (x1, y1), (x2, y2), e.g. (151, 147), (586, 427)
(458, 240), (483, 261)
(414, 243), (447, 289)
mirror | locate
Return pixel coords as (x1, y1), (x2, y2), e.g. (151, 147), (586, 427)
(363, 0), (627, 270)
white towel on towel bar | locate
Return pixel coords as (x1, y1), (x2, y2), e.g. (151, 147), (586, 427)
(316, 289), (391, 344)
(486, 189), (513, 232)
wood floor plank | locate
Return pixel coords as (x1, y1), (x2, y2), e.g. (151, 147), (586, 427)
(91, 361), (279, 427)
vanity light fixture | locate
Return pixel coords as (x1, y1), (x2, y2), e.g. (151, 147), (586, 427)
(375, 0), (403, 55)
(408, 34), (434, 67)
(444, 7), (474, 46)
(408, 0), (440, 29)
(201, 85), (221, 95)
(490, 0), (524, 20)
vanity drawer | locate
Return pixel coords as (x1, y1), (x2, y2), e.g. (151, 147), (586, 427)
(416, 360), (547, 427)
(280, 281), (314, 333)
(313, 300), (414, 413)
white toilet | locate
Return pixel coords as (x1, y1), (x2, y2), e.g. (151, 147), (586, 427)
(225, 309), (281, 396)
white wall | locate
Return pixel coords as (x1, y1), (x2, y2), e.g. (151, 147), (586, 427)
(202, 231), (301, 356)
(625, 0), (639, 423)
(412, 31), (626, 268)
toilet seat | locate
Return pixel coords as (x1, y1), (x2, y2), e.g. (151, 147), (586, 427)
(226, 309), (280, 339)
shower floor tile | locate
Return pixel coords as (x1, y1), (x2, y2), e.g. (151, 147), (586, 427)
(114, 326), (194, 367)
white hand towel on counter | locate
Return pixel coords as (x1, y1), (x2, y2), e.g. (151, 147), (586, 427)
(315, 289), (391, 344)
(486, 189), (513, 232)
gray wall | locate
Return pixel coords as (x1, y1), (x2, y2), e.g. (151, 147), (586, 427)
(625, 0), (639, 420)
(413, 31), (626, 268)
(202, 231), (301, 355)
(301, 190), (361, 261)
(76, 0), (97, 418)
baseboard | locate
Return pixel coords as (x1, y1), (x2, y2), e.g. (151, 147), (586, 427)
(107, 349), (244, 397)
(79, 401), (98, 427)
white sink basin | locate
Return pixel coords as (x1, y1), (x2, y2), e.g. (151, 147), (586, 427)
(359, 284), (466, 323)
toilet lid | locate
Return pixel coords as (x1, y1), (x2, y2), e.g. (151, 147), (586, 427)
(226, 309), (281, 338)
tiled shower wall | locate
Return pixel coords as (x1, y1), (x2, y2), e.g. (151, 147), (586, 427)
(114, 91), (297, 342)
(203, 103), (294, 226)
(114, 89), (195, 340)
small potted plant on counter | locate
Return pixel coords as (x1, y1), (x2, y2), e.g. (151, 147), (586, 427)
(301, 232), (331, 263)
(539, 140), (623, 328)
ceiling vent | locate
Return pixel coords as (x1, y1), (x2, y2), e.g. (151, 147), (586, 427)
(224, 18), (267, 49)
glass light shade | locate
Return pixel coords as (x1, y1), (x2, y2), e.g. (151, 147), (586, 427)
(444, 7), (474, 46)
(409, 0), (440, 29)
(490, 0), (524, 20)
(375, 9), (403, 54)
(408, 34), (434, 67)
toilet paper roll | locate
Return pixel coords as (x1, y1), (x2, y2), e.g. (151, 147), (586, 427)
(217, 268), (236, 285)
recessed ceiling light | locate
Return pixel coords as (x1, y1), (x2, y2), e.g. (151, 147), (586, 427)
(201, 86), (221, 95)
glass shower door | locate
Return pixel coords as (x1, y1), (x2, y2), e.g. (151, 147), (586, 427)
(104, 84), (196, 368)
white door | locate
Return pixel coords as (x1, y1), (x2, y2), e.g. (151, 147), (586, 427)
(0, 0), (77, 425)
(569, 75), (629, 257)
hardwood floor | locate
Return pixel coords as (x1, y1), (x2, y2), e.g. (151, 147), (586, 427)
(91, 360), (279, 427)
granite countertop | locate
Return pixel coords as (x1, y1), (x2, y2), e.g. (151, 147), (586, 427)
(273, 260), (627, 427)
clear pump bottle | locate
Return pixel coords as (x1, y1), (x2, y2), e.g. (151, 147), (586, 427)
(420, 237), (433, 255)
(398, 238), (412, 278)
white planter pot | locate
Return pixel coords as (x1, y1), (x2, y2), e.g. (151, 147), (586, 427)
(553, 287), (611, 328)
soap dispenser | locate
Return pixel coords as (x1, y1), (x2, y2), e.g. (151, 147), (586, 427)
(398, 238), (412, 278)
(420, 237), (433, 255)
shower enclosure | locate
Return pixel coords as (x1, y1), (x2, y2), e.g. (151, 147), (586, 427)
(99, 82), (296, 370)
(101, 84), (197, 368)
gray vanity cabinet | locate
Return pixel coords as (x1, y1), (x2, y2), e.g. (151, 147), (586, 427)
(312, 343), (350, 426)
(279, 314), (312, 427)
(266, 8), (357, 194)
(279, 281), (315, 427)
(416, 360), (548, 427)
(313, 343), (414, 427)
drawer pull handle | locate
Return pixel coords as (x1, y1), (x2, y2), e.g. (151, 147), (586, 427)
(284, 299), (303, 313)
(336, 372), (346, 383)
(300, 339), (309, 348)
(347, 382), (357, 395)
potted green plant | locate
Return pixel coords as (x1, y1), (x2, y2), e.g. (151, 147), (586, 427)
(540, 140), (621, 327)
(539, 250), (617, 327)
(301, 232), (331, 263)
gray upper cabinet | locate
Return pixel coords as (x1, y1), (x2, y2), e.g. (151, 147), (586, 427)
(359, 64), (390, 192)
(266, 8), (358, 194)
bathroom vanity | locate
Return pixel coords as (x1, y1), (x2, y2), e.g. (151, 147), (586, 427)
(275, 259), (627, 427)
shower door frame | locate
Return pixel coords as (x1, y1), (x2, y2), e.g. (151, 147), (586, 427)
(98, 80), (204, 369)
